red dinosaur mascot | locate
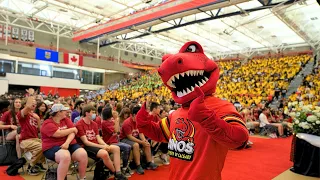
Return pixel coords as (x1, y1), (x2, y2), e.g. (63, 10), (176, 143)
(136, 41), (249, 180)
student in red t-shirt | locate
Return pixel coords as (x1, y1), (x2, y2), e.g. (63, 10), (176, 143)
(120, 106), (158, 175)
(148, 102), (170, 165)
(41, 104), (88, 180)
(18, 96), (45, 176)
(76, 105), (127, 180)
(0, 98), (21, 140)
(101, 106), (132, 177)
(0, 98), (22, 157)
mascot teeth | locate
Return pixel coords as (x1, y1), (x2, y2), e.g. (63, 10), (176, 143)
(167, 70), (209, 97)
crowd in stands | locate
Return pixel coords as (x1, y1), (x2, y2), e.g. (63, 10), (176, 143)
(0, 53), (319, 179)
(288, 63), (320, 107)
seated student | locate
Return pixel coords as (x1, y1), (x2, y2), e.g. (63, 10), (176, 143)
(41, 104), (88, 180)
(75, 105), (127, 180)
(142, 102), (169, 165)
(259, 108), (278, 138)
(18, 96), (46, 175)
(120, 106), (158, 175)
(71, 100), (84, 123)
(0, 98), (22, 157)
(101, 106), (133, 177)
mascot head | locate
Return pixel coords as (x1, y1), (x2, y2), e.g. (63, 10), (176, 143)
(158, 41), (219, 105)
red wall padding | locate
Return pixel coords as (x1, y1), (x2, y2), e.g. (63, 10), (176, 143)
(40, 86), (79, 97)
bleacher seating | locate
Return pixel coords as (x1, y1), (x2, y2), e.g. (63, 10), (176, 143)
(101, 55), (312, 108)
(288, 65), (320, 107)
(215, 55), (311, 107)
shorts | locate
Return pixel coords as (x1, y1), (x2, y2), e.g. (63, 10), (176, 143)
(121, 138), (142, 148)
(83, 146), (102, 160)
(43, 144), (81, 161)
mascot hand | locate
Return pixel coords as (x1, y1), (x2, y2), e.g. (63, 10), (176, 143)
(188, 87), (214, 123)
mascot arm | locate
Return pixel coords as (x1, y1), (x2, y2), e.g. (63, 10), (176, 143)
(136, 103), (170, 143)
(189, 88), (248, 149)
(200, 114), (249, 149)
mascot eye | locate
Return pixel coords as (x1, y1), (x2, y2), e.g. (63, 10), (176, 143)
(186, 44), (197, 53)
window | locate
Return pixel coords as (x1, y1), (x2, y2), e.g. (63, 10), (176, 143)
(52, 67), (80, 80)
(93, 72), (103, 85)
(81, 70), (93, 84)
(0, 59), (15, 73)
(17, 62), (52, 77)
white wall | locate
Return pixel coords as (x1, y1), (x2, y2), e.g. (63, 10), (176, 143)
(0, 79), (9, 94)
(3, 73), (103, 90)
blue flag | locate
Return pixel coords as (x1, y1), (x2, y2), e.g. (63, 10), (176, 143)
(35, 48), (59, 63)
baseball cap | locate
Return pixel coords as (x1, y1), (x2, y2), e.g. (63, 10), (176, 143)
(44, 100), (54, 106)
(50, 104), (70, 115)
(169, 110), (175, 115)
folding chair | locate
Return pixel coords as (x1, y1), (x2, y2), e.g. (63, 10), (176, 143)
(41, 158), (79, 180)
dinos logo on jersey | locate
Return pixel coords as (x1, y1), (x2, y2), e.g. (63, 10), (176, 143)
(168, 117), (195, 161)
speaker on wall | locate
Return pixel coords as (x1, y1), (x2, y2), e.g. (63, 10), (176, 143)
(0, 72), (6, 77)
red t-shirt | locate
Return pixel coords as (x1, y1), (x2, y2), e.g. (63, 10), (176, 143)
(95, 116), (102, 129)
(38, 113), (45, 125)
(1, 111), (19, 126)
(17, 111), (39, 141)
(41, 118), (77, 152)
(101, 119), (118, 144)
(76, 119), (99, 145)
(119, 117), (139, 140)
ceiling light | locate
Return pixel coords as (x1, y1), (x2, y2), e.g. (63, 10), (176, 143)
(258, 26), (264, 29)
(95, 5), (104, 10)
(271, 35), (277, 38)
(59, 9), (68, 13)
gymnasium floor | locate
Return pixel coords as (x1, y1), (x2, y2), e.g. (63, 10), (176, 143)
(0, 136), (318, 180)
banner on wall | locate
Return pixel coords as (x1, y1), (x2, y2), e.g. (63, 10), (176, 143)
(21, 29), (28, 41)
(12, 27), (19, 39)
(63, 53), (83, 66)
(35, 48), (59, 63)
(28, 30), (34, 42)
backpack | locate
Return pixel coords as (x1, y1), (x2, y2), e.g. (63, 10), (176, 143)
(93, 160), (110, 180)
(6, 157), (27, 176)
(0, 135), (18, 166)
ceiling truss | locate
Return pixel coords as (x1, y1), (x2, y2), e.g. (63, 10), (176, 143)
(111, 42), (165, 60)
(0, 6), (75, 38)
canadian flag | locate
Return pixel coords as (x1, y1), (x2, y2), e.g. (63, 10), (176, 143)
(64, 53), (83, 66)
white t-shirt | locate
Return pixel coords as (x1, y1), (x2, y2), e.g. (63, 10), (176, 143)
(259, 113), (269, 128)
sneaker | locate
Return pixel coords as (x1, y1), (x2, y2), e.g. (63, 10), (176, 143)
(35, 163), (47, 172)
(121, 168), (131, 178)
(114, 172), (128, 180)
(146, 162), (158, 170)
(27, 165), (40, 176)
(247, 141), (253, 145)
(136, 165), (144, 175)
(126, 167), (134, 175)
(160, 154), (170, 165)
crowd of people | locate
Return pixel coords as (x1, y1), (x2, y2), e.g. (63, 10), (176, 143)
(0, 53), (319, 179)
(0, 90), (174, 180)
(288, 64), (320, 107)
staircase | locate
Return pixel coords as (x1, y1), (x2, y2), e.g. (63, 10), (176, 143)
(285, 59), (315, 97)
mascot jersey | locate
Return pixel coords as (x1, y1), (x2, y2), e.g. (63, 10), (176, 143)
(136, 41), (249, 180)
